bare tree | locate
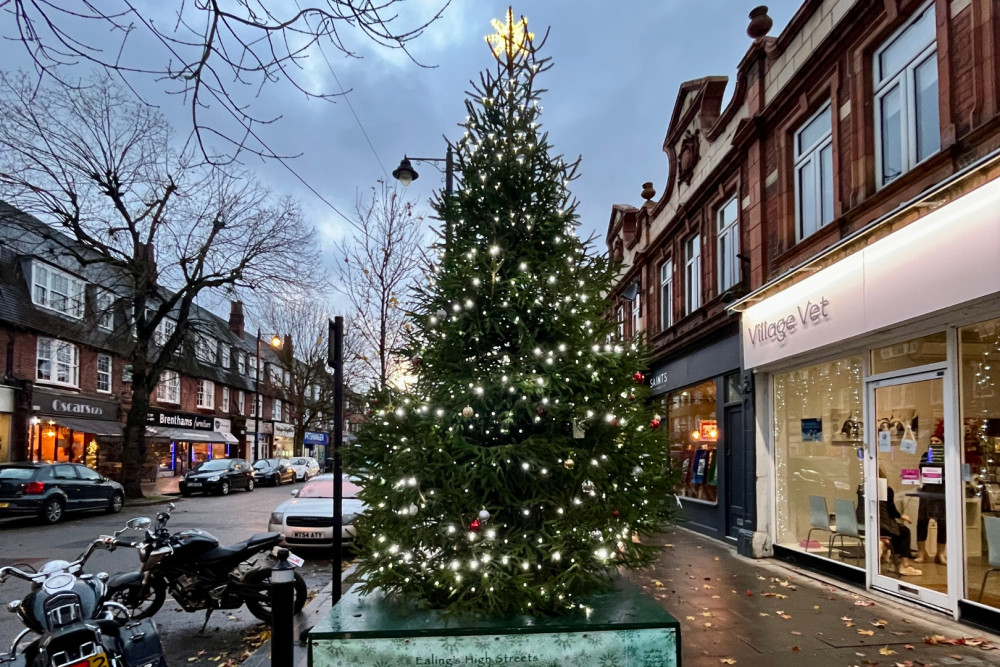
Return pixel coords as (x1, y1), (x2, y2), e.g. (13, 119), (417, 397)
(259, 298), (340, 456)
(334, 180), (426, 391)
(0, 72), (319, 497)
(4, 0), (450, 163)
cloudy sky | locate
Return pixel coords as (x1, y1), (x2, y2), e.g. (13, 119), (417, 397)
(0, 0), (804, 306)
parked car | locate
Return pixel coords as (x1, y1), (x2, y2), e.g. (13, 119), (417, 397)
(252, 458), (295, 486)
(179, 458), (255, 496)
(267, 474), (365, 547)
(0, 462), (125, 524)
(289, 456), (320, 482)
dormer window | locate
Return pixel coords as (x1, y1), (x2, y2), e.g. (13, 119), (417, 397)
(32, 261), (85, 318)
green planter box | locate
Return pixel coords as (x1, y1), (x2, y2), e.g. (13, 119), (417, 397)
(309, 577), (681, 666)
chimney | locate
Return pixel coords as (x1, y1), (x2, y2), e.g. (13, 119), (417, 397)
(229, 301), (245, 338)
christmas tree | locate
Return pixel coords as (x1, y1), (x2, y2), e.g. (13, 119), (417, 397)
(346, 9), (680, 616)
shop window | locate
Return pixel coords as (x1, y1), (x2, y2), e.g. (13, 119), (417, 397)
(774, 355), (864, 563)
(157, 370), (180, 404)
(960, 317), (1000, 607)
(871, 331), (947, 375)
(222, 386), (230, 412)
(32, 261), (85, 318)
(717, 197), (739, 291)
(794, 103), (834, 239)
(659, 259), (673, 330)
(96, 290), (115, 331)
(97, 353), (112, 393)
(667, 379), (718, 504)
(874, 2), (939, 187)
(684, 235), (701, 315)
(36, 338), (80, 388)
(197, 379), (215, 409)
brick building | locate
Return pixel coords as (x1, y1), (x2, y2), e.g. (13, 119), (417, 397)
(0, 202), (339, 478)
(607, 0), (1000, 627)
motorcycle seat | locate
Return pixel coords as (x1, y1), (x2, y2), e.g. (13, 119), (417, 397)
(199, 532), (283, 562)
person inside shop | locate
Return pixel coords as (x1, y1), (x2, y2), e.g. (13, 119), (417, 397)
(916, 428), (947, 565)
(879, 467), (921, 576)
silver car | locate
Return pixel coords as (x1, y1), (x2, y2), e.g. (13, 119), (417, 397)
(288, 456), (320, 482)
(267, 474), (364, 547)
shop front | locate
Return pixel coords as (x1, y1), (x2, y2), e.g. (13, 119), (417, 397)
(147, 409), (239, 476)
(303, 431), (328, 463)
(739, 176), (1000, 625)
(649, 333), (754, 546)
(0, 385), (13, 462)
(272, 422), (295, 458)
(28, 387), (122, 472)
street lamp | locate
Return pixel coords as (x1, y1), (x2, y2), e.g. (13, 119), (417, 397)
(392, 146), (455, 196)
(254, 329), (283, 462)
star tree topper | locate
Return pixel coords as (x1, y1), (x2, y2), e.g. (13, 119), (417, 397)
(485, 7), (535, 72)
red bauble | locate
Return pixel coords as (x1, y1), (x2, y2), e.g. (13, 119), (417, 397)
(629, 393), (636, 401)
(612, 510), (620, 518)
(469, 518), (482, 533)
(536, 406), (547, 417)
(609, 417), (619, 427)
(650, 418), (661, 430)
(632, 372), (644, 385)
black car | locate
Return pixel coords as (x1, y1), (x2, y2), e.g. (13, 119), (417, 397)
(179, 458), (255, 496)
(252, 458), (295, 486)
(0, 462), (125, 524)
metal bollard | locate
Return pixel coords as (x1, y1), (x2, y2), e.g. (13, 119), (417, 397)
(271, 547), (295, 667)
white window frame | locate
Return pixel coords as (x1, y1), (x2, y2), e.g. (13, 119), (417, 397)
(96, 290), (115, 331)
(32, 261), (85, 319)
(238, 390), (246, 415)
(197, 379), (215, 409)
(96, 353), (112, 393)
(684, 235), (701, 315)
(154, 317), (176, 347)
(195, 334), (217, 364)
(873, 2), (938, 188)
(156, 370), (180, 404)
(249, 357), (258, 381)
(716, 197), (740, 291)
(36, 338), (80, 388)
(221, 345), (231, 369)
(660, 260), (673, 330)
(237, 352), (246, 375)
(631, 291), (641, 335)
(793, 102), (834, 240)
(269, 363), (283, 385)
(250, 393), (259, 418)
(271, 399), (282, 421)
(221, 386), (230, 412)
(616, 305), (625, 340)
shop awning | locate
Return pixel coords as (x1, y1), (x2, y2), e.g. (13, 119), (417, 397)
(145, 426), (239, 444)
(43, 416), (124, 436)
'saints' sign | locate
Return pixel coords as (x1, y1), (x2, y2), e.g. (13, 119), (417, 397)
(747, 296), (830, 346)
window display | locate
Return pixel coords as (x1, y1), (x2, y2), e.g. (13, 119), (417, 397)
(667, 379), (718, 503)
(960, 317), (1000, 608)
(774, 355), (864, 563)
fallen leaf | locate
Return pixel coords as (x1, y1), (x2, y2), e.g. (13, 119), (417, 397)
(872, 619), (888, 627)
(792, 646), (801, 652)
(779, 614), (792, 620)
(664, 544), (674, 548)
(904, 645), (914, 650)
(715, 556), (720, 561)
(948, 654), (964, 661)
(720, 660), (736, 665)
(704, 622), (713, 628)
(686, 616), (696, 621)
(790, 631), (802, 636)
(703, 584), (713, 589)
(745, 590), (753, 596)
(856, 652), (866, 657)
(855, 600), (876, 607)
(858, 629), (875, 636)
(841, 616), (853, 622)
(846, 623), (856, 628)
(759, 613), (770, 617)
(700, 612), (713, 617)
(880, 646), (897, 656)
(653, 580), (664, 588)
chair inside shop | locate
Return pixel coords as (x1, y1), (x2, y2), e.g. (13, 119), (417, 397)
(805, 495), (835, 553)
(830, 499), (865, 564)
(978, 516), (1000, 601)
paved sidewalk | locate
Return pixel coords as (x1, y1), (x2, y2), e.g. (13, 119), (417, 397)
(622, 527), (1000, 666)
(248, 529), (1000, 666)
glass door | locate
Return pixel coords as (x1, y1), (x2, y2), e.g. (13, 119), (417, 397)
(867, 371), (951, 610)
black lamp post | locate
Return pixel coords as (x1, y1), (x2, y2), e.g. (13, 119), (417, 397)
(393, 147), (456, 245)
(253, 329), (283, 461)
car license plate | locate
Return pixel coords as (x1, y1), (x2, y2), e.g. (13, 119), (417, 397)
(0, 502), (8, 508)
(287, 552), (305, 567)
(294, 531), (322, 539)
(187, 483), (202, 487)
(86, 652), (110, 667)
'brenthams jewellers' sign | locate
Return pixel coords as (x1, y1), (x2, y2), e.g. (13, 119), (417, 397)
(747, 297), (830, 345)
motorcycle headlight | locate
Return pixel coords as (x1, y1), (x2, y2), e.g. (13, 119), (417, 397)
(269, 512), (284, 525)
(342, 513), (358, 525)
(207, 475), (220, 482)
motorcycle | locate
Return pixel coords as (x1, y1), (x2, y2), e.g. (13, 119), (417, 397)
(0, 517), (167, 667)
(107, 504), (307, 628)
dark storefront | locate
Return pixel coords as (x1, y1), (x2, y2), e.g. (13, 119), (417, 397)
(649, 333), (756, 551)
(147, 409), (238, 476)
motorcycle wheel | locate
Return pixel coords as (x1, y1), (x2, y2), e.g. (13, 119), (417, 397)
(109, 577), (166, 620)
(244, 568), (308, 623)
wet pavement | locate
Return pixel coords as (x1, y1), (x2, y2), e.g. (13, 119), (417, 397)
(622, 527), (1000, 666)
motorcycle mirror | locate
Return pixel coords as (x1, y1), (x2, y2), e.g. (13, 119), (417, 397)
(168, 503), (176, 510)
(128, 517), (151, 530)
(7, 600), (20, 614)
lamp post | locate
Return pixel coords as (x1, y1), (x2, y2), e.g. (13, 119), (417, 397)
(253, 329), (283, 462)
(393, 146), (455, 244)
